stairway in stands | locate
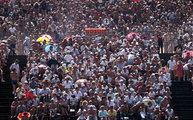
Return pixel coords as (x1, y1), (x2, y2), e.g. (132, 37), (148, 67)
(171, 81), (193, 120)
(0, 55), (27, 120)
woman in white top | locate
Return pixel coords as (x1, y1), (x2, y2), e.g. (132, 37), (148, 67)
(166, 106), (175, 119)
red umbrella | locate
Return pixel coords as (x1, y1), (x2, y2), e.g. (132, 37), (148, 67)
(41, 34), (52, 40)
(17, 112), (31, 120)
(127, 32), (138, 41)
(183, 51), (193, 58)
(25, 92), (34, 100)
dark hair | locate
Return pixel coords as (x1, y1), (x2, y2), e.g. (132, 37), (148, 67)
(23, 112), (27, 116)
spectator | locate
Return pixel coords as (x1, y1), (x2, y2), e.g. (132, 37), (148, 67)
(0, 0), (191, 119)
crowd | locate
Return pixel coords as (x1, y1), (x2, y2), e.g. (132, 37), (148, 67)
(0, 0), (192, 120)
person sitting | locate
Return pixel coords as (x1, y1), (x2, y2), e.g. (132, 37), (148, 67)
(107, 106), (117, 120)
(86, 105), (97, 120)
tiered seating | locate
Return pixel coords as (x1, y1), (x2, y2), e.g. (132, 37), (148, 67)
(171, 82), (193, 120)
(0, 55), (27, 119)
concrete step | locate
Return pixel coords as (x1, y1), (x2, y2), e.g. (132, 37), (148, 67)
(0, 106), (11, 113)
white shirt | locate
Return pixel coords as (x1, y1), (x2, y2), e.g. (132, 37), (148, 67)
(134, 96), (143, 103)
(63, 91), (72, 99)
(159, 76), (167, 83)
(64, 54), (73, 62)
(10, 63), (20, 75)
(33, 88), (41, 97)
(188, 59), (193, 64)
(53, 88), (61, 96)
(128, 54), (135, 60)
(40, 88), (51, 95)
(98, 0), (103, 3)
(166, 109), (174, 118)
(63, 80), (73, 89)
(107, 100), (114, 107)
(9, 27), (16, 34)
(125, 95), (134, 105)
(183, 64), (189, 70)
(119, 83), (126, 92)
(149, 91), (155, 98)
(168, 60), (176, 70)
(73, 90), (82, 100)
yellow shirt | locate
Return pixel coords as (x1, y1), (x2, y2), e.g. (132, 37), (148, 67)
(107, 109), (117, 117)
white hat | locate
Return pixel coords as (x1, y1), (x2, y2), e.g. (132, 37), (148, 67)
(130, 88), (134, 92)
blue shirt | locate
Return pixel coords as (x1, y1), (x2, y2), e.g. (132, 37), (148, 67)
(98, 110), (108, 117)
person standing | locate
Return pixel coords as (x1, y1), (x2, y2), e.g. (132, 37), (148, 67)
(10, 59), (20, 78)
(157, 33), (164, 54)
(0, 67), (5, 82)
(167, 57), (176, 81)
(10, 68), (18, 94)
(175, 59), (183, 81)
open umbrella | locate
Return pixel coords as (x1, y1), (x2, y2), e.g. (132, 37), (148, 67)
(127, 32), (138, 41)
(183, 51), (193, 58)
(25, 92), (34, 100)
(36, 37), (50, 44)
(38, 64), (47, 69)
(41, 34), (52, 40)
(45, 45), (55, 52)
(142, 99), (153, 106)
(17, 112), (31, 120)
(38, 64), (48, 72)
(75, 79), (87, 85)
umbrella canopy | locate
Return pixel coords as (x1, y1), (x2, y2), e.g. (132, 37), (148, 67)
(38, 64), (47, 68)
(127, 32), (138, 41)
(75, 79), (87, 85)
(183, 51), (193, 58)
(41, 34), (52, 40)
(142, 98), (153, 106)
(36, 37), (50, 44)
(45, 45), (55, 52)
(18, 112), (31, 120)
(25, 92), (34, 100)
(38, 64), (47, 70)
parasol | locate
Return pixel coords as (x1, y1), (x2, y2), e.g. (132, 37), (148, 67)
(41, 34), (52, 40)
(25, 92), (34, 100)
(17, 112), (31, 120)
(75, 79), (87, 85)
(126, 32), (138, 41)
(38, 64), (47, 69)
(45, 45), (55, 52)
(36, 37), (50, 44)
(183, 51), (193, 58)
(142, 98), (153, 106)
